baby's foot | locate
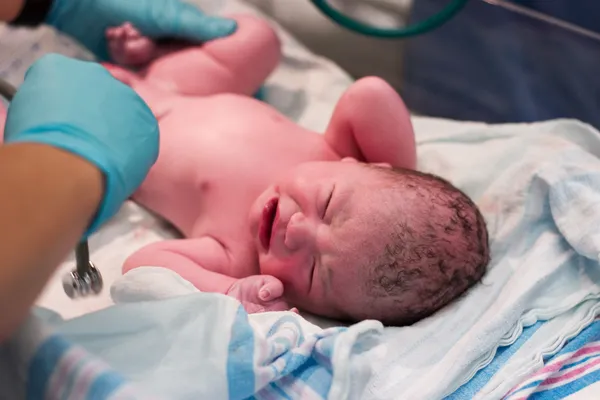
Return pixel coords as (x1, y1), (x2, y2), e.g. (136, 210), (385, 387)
(227, 275), (293, 314)
(106, 23), (158, 66)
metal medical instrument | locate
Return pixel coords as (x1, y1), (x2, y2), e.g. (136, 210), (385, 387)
(0, 77), (103, 299)
(310, 0), (600, 41)
(63, 241), (103, 298)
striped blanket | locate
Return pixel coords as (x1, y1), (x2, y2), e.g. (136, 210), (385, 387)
(504, 317), (600, 400)
(0, 278), (383, 399)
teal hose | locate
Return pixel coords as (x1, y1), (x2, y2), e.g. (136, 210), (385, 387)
(309, 0), (470, 38)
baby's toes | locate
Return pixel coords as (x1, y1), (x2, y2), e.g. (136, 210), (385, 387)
(105, 28), (119, 40)
(122, 40), (157, 65)
(123, 23), (143, 40)
(109, 26), (127, 40)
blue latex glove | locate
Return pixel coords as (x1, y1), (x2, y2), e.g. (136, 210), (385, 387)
(46, 0), (237, 61)
(4, 54), (159, 235)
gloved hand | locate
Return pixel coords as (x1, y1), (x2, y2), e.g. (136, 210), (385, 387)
(4, 54), (159, 235)
(46, 0), (237, 61)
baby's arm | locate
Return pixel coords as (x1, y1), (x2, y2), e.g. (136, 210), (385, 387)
(324, 77), (416, 169)
(123, 237), (291, 313)
(123, 237), (235, 294)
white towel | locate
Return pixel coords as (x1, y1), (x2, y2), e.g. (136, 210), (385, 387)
(363, 119), (600, 399)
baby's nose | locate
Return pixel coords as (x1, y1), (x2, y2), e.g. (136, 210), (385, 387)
(284, 212), (315, 251)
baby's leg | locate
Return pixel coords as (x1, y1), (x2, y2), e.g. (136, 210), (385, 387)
(194, 14), (281, 96)
(106, 14), (281, 97)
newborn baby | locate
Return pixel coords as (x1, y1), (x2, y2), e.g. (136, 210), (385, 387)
(100, 15), (490, 325)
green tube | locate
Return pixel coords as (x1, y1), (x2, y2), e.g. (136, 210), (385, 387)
(309, 0), (470, 38)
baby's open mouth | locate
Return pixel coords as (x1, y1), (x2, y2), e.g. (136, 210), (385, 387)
(260, 197), (279, 251)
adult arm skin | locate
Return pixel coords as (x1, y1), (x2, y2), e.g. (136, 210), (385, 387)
(0, 143), (103, 341)
(0, 0), (24, 22)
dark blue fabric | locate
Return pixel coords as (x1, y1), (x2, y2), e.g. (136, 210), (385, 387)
(402, 0), (600, 128)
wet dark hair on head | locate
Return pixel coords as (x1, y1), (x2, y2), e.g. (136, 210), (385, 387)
(362, 166), (490, 326)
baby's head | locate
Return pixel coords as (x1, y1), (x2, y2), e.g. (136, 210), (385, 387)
(249, 159), (490, 325)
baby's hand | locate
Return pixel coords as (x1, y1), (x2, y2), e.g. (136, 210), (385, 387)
(227, 275), (293, 314)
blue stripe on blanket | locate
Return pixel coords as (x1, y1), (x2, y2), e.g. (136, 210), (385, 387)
(292, 357), (332, 395)
(520, 319), (600, 399)
(547, 319), (600, 359)
(528, 369), (600, 400)
(27, 334), (128, 400)
(445, 321), (544, 399)
(27, 335), (70, 400)
(87, 370), (128, 399)
(227, 305), (256, 399)
(562, 353), (600, 371)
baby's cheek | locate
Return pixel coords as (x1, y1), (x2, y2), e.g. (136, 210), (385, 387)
(260, 257), (309, 293)
(294, 293), (343, 320)
(279, 264), (307, 291)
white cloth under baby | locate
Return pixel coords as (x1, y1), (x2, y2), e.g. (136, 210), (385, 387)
(362, 119), (600, 399)
(2, 0), (600, 398)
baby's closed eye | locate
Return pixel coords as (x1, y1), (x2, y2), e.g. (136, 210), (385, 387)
(322, 185), (335, 220)
(308, 257), (317, 292)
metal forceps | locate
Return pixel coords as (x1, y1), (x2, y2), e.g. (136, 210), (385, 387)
(0, 77), (103, 299)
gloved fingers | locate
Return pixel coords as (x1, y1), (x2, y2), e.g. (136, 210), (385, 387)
(5, 53), (159, 234)
(134, 2), (236, 42)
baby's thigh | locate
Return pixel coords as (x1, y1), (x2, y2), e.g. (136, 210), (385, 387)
(201, 14), (281, 93)
(147, 14), (280, 97)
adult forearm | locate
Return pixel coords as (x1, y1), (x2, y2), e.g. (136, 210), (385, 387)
(0, 143), (103, 341)
(0, 0), (25, 22)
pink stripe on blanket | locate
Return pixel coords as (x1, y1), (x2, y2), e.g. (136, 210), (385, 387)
(540, 357), (600, 386)
(46, 347), (87, 399)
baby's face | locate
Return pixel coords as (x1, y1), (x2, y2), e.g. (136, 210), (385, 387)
(248, 160), (392, 319)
